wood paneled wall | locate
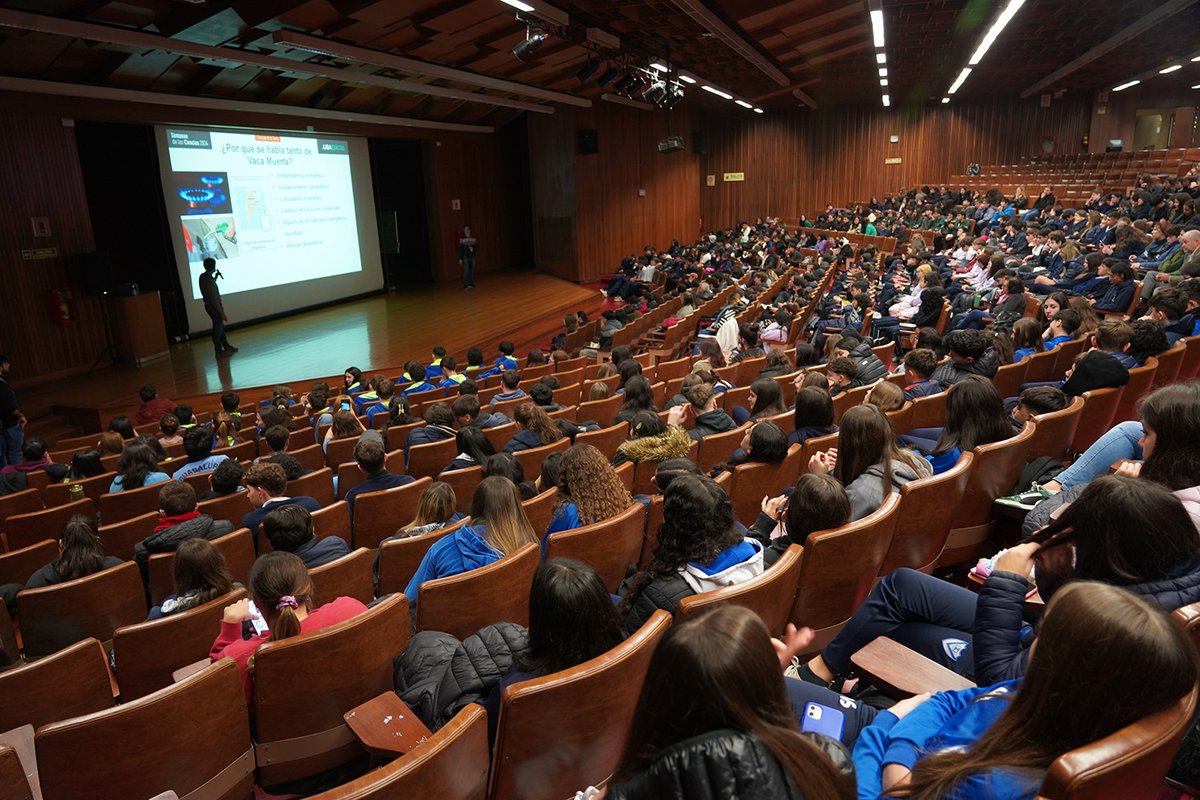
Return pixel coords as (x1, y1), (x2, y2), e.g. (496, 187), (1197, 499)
(529, 102), (701, 282)
(698, 94), (1094, 226)
(1089, 76), (1199, 154)
(423, 120), (532, 284)
(0, 112), (105, 385)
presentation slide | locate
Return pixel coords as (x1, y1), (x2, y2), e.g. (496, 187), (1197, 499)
(155, 126), (383, 334)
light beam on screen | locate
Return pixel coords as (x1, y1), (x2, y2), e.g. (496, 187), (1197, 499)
(155, 125), (384, 335)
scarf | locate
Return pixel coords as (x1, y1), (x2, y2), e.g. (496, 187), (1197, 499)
(154, 510), (201, 533)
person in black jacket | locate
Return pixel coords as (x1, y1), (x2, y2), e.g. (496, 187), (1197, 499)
(931, 329), (998, 389)
(834, 331), (888, 388)
(1, 514), (123, 613)
(608, 605), (853, 800)
(262, 505), (349, 569)
(750, 474), (850, 567)
(683, 384), (738, 441)
(133, 480), (235, 568)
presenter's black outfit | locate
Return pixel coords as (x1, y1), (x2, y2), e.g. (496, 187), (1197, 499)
(459, 236), (477, 289)
(199, 271), (235, 356)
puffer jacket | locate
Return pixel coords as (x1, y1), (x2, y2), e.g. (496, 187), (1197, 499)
(606, 729), (853, 800)
(846, 340), (889, 387)
(974, 555), (1200, 686)
(133, 515), (234, 566)
(931, 348), (999, 389)
(688, 409), (739, 441)
(393, 622), (528, 731)
(612, 424), (693, 467)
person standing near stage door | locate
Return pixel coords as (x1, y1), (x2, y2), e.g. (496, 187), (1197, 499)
(0, 356), (26, 468)
(199, 257), (237, 358)
(459, 226), (478, 289)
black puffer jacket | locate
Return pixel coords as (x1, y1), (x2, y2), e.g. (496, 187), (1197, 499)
(846, 339), (888, 387)
(133, 515), (235, 566)
(606, 729), (853, 800)
(619, 573), (693, 636)
(394, 622), (528, 731)
(931, 347), (998, 389)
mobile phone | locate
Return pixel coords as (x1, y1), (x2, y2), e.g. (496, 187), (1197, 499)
(246, 600), (270, 636)
(341, 401), (352, 411)
(800, 702), (845, 740)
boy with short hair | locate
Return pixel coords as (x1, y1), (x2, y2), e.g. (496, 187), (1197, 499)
(901, 349), (942, 401)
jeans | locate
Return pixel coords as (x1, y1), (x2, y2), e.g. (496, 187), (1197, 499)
(785, 679), (880, 747)
(822, 568), (978, 680)
(1054, 420), (1143, 488)
(206, 305), (230, 353)
(461, 255), (476, 287)
(1, 424), (22, 468)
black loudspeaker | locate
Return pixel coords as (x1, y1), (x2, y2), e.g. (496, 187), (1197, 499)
(78, 251), (115, 296)
(578, 128), (599, 155)
(692, 132), (707, 155)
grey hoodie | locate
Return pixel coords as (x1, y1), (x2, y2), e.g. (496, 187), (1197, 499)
(844, 457), (930, 520)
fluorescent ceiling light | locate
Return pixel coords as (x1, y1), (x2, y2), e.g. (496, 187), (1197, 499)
(876, 52), (886, 64)
(1160, 65), (1182, 74)
(968, 0), (1026, 66)
(649, 62), (668, 72)
(499, 0), (536, 11)
(1113, 80), (1140, 92)
(1193, 56), (1200, 62)
(880, 78), (888, 87)
(870, 9), (885, 48)
(679, 74), (696, 84)
(735, 99), (753, 109)
(753, 107), (764, 114)
(879, 67), (888, 77)
(882, 94), (890, 107)
(702, 85), (733, 100)
(1193, 84), (1200, 89)
(941, 97), (950, 104)
(948, 67), (972, 94)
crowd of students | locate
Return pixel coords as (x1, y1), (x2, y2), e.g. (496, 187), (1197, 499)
(5, 199), (1200, 798)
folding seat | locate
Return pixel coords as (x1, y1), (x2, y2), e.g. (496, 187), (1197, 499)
(309, 548), (375, 605)
(351, 477), (432, 549)
(416, 543), (539, 638)
(1113, 358), (1157, 424)
(98, 510), (158, 561)
(98, 481), (163, 524)
(1024, 396), (1084, 462)
(695, 427), (746, 473)
(289, 443), (327, 474)
(727, 444), (802, 525)
(40, 471), (115, 507)
(677, 544), (803, 635)
(1071, 387), (1124, 454)
(576, 393), (622, 427)
(512, 438), (569, 479)
(1150, 340), (1186, 390)
(196, 491), (253, 529)
(0, 638), (114, 732)
(440, 466), (483, 514)
(908, 392), (949, 430)
(544, 504), (645, 592)
(287, 466), (335, 507)
(992, 360), (1029, 399)
(521, 487), (557, 535)
(407, 437), (457, 480)
(879, 452), (974, 575)
(3, 497), (93, 552)
(17, 561), (147, 658)
(574, 422), (628, 460)
(376, 517), (471, 597)
(147, 528), (255, 605)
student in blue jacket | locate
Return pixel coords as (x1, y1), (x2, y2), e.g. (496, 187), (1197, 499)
(849, 581), (1195, 800)
(403, 476), (537, 602)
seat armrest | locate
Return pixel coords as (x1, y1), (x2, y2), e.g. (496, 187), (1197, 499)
(343, 691), (432, 759)
(850, 636), (975, 697)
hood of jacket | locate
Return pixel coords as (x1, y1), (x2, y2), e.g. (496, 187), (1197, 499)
(616, 424), (693, 462)
(606, 729), (852, 800)
(440, 524), (502, 573)
(1129, 554), (1200, 611)
(693, 409), (738, 434)
(680, 538), (764, 595)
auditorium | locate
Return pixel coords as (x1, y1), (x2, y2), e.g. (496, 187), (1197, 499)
(3, 0), (1200, 797)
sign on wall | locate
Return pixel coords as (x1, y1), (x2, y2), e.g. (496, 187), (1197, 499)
(706, 174), (716, 186)
(723, 172), (745, 182)
(884, 157), (902, 165)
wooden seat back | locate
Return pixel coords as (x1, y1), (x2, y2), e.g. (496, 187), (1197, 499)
(655, 356), (690, 382)
(939, 422), (1037, 568)
(417, 543), (539, 638)
(376, 518), (472, 597)
(1026, 396), (1085, 462)
(1113, 357), (1157, 424)
(909, 391), (949, 429)
(0, 490), (42, 532)
(440, 466), (484, 515)
(1037, 686), (1197, 800)
(677, 544), (803, 636)
(309, 548), (376, 605)
(311, 500), (351, 543)
(337, 450), (404, 500)
(97, 510), (158, 561)
(881, 452), (974, 575)
(147, 528), (255, 605)
(1150, 341), (1186, 391)
(41, 471), (117, 507)
(488, 611), (672, 800)
(522, 488), (558, 535)
(352, 476), (433, 549)
(287, 466), (335, 507)
(0, 743), (31, 800)
(3, 497), (94, 553)
(253, 594), (410, 787)
(832, 385), (871, 424)
(695, 426), (745, 473)
(407, 437), (458, 480)
(727, 444), (803, 524)
(576, 394), (623, 428)
(574, 422), (629, 460)
(1023, 347), (1060, 384)
(1071, 386), (1124, 454)
(884, 401), (915, 436)
(1179, 335), (1200, 379)
(992, 359), (1029, 399)
(36, 659), (254, 800)
(288, 443), (327, 474)
(513, 437), (570, 479)
(324, 436), (360, 469)
(1048, 337), (1088, 380)
(98, 481), (165, 524)
(481, 423), (518, 452)
(0, 638), (114, 733)
(196, 491), (253, 528)
(0, 539), (56, 590)
(17, 561), (147, 658)
(112, 588), (248, 701)
(544, 504), (645, 593)
(790, 494), (901, 654)
(798, 431), (840, 469)
(720, 385), (753, 414)
(306, 705), (489, 800)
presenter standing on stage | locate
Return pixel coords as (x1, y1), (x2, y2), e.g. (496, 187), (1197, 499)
(199, 257), (237, 358)
(459, 225), (477, 290)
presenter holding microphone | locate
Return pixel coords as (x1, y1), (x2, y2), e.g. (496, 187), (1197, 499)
(199, 257), (237, 358)
(458, 225), (477, 290)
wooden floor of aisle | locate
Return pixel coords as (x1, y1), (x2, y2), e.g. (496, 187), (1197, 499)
(20, 269), (604, 425)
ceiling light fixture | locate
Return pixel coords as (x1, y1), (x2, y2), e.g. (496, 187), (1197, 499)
(678, 74), (696, 84)
(968, 0), (1026, 65)
(876, 52), (886, 64)
(499, 0), (535, 11)
(1160, 65), (1182, 74)
(511, 28), (547, 61)
(649, 61), (668, 72)
(1193, 56), (1200, 62)
(1112, 80), (1140, 92)
(753, 107), (763, 113)
(948, 67), (972, 94)
(882, 94), (890, 107)
(701, 84), (733, 100)
(735, 99), (753, 109)
(1193, 83), (1200, 89)
(941, 97), (950, 104)
(880, 78), (888, 87)
(870, 9), (885, 47)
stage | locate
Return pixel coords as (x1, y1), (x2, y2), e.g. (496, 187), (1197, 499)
(22, 270), (604, 431)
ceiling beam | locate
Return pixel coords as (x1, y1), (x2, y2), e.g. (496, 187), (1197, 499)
(271, 30), (591, 107)
(0, 8), (553, 114)
(668, 0), (789, 87)
(0, 75), (495, 132)
(751, 78), (820, 103)
(1020, 0), (1200, 98)
(793, 88), (817, 109)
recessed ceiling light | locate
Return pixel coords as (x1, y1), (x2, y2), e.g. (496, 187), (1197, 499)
(941, 97), (950, 104)
(701, 85), (733, 100)
(876, 53), (886, 64)
(1160, 65), (1182, 74)
(1113, 80), (1140, 92)
(879, 67), (888, 77)
(882, 94), (890, 107)
(880, 78), (889, 87)
(499, 0), (536, 11)
(870, 9), (885, 48)
(948, 67), (971, 94)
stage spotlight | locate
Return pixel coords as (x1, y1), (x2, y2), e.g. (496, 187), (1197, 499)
(576, 58), (598, 82)
(643, 82), (667, 105)
(613, 73), (637, 94)
(512, 29), (547, 61)
(597, 64), (620, 86)
(625, 74), (647, 95)
(663, 87), (684, 108)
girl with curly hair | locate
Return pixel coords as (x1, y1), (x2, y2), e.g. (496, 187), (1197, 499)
(617, 474), (764, 634)
(545, 444), (633, 540)
(503, 402), (564, 453)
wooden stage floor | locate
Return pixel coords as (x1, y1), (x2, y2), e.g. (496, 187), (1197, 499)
(23, 270), (603, 423)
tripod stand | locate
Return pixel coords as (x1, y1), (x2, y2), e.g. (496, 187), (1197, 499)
(88, 292), (137, 375)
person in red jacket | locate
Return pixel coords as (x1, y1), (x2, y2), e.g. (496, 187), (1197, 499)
(136, 383), (177, 426)
(210, 551), (366, 707)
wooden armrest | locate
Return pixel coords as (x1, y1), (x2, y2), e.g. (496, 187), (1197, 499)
(171, 659), (210, 683)
(850, 637), (975, 697)
(0, 724), (39, 800)
(343, 692), (432, 758)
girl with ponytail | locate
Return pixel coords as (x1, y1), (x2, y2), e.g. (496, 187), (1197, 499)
(210, 551), (367, 705)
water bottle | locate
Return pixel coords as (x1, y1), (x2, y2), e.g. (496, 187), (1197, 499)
(68, 484), (85, 502)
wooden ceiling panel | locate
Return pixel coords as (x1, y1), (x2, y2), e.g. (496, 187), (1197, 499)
(0, 30), (74, 75)
(103, 48), (181, 88)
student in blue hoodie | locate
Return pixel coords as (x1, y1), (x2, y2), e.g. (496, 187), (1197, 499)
(900, 349), (942, 401)
(403, 476), (537, 602)
(477, 341), (520, 380)
(849, 582), (1195, 800)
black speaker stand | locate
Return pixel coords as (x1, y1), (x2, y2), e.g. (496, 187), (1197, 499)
(88, 292), (137, 375)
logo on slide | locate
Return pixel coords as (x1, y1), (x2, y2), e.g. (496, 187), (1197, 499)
(942, 639), (969, 662)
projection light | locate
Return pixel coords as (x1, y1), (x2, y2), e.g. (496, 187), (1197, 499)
(613, 73), (637, 93)
(597, 64), (621, 86)
(643, 81), (667, 105)
(512, 29), (547, 61)
(1112, 80), (1140, 92)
